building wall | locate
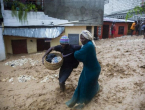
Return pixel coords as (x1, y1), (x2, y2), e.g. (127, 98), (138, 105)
(0, 25), (6, 61)
(3, 10), (72, 26)
(65, 26), (86, 45)
(3, 26), (94, 55)
(113, 23), (128, 37)
(27, 39), (37, 53)
(51, 35), (63, 47)
(4, 36), (37, 54)
(104, 0), (142, 16)
(51, 26), (86, 46)
(97, 22), (129, 39)
(91, 26), (94, 37)
(65, 26), (86, 36)
(50, 26), (95, 46)
(44, 0), (104, 26)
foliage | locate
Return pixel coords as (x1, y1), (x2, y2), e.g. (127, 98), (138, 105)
(126, 2), (145, 20)
(4, 0), (38, 23)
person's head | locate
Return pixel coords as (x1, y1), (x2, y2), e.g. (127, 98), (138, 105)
(113, 22), (115, 25)
(80, 30), (93, 45)
(60, 35), (69, 49)
(80, 34), (90, 45)
(135, 21), (137, 24)
(80, 30), (97, 48)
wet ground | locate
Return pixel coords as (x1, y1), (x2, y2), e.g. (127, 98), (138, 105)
(0, 35), (145, 110)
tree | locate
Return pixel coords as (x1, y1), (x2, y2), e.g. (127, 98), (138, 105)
(126, 2), (145, 20)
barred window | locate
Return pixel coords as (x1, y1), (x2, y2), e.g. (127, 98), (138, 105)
(118, 26), (124, 34)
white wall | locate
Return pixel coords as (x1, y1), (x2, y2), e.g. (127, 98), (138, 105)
(0, 25), (6, 61)
(104, 0), (142, 15)
(3, 10), (74, 26)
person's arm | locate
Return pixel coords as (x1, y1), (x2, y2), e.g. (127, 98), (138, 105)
(42, 47), (54, 65)
(74, 43), (92, 62)
(73, 45), (81, 51)
(134, 23), (138, 27)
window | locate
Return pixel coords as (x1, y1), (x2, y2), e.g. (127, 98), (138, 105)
(118, 26), (124, 34)
(68, 34), (79, 45)
(86, 26), (92, 33)
(104, 0), (109, 4)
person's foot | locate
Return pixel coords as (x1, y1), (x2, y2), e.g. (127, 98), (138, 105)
(59, 83), (65, 92)
(66, 100), (76, 108)
(74, 104), (85, 110)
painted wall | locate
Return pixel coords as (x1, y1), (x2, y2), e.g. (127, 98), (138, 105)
(27, 39), (37, 54)
(50, 26), (95, 46)
(4, 36), (37, 54)
(113, 23), (128, 37)
(0, 25), (6, 61)
(65, 26), (86, 45)
(3, 26), (94, 55)
(91, 26), (94, 37)
(97, 22), (129, 39)
(65, 26), (86, 36)
(51, 35), (63, 47)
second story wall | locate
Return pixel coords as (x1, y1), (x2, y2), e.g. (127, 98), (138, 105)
(3, 10), (73, 26)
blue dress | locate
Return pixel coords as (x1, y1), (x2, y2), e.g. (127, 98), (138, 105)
(66, 41), (101, 107)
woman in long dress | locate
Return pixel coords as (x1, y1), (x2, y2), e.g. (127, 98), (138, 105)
(66, 30), (101, 109)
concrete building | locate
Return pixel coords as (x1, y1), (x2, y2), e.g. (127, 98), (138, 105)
(96, 17), (134, 39)
(44, 0), (104, 26)
(0, 0), (103, 59)
(104, 0), (144, 20)
(0, 1), (5, 61)
(0, 24), (6, 61)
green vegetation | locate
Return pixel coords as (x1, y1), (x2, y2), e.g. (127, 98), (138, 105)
(126, 2), (145, 20)
(4, 0), (38, 23)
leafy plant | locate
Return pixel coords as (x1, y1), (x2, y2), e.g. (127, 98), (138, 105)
(4, 0), (38, 23)
(126, 2), (145, 20)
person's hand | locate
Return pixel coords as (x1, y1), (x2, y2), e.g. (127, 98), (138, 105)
(42, 58), (44, 65)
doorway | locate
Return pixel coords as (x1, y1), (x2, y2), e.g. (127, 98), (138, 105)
(11, 40), (28, 54)
(37, 39), (50, 51)
(102, 25), (109, 39)
(94, 26), (98, 39)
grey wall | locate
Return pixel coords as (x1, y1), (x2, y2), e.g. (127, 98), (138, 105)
(104, 0), (142, 16)
(0, 25), (6, 61)
(104, 0), (144, 21)
(44, 0), (104, 26)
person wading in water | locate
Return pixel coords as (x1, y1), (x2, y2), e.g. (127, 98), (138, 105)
(42, 36), (81, 92)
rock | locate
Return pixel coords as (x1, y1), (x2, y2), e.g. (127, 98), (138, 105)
(9, 78), (14, 82)
(2, 79), (7, 82)
(140, 65), (145, 68)
(11, 64), (15, 67)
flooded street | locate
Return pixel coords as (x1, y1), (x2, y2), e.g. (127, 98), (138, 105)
(0, 35), (145, 110)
